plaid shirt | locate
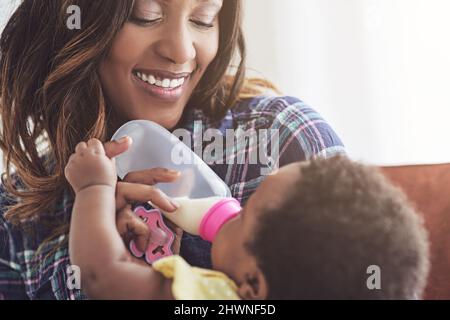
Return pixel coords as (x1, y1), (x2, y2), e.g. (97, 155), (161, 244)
(0, 95), (345, 300)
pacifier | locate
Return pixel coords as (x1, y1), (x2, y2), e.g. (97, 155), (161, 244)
(129, 206), (175, 264)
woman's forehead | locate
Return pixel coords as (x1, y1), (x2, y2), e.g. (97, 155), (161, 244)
(196, 0), (223, 7)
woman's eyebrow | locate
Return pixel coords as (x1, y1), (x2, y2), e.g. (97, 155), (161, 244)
(195, 0), (222, 10)
(157, 0), (222, 10)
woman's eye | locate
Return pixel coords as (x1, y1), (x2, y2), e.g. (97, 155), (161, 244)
(191, 20), (215, 29)
(129, 15), (162, 26)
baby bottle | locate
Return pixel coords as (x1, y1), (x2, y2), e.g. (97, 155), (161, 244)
(112, 120), (241, 262)
(159, 196), (242, 242)
(112, 120), (231, 198)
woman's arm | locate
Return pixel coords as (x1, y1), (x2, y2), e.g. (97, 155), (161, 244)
(65, 138), (173, 299)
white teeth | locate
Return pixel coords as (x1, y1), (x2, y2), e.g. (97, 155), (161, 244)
(169, 79), (179, 88)
(162, 79), (171, 88)
(135, 71), (186, 89)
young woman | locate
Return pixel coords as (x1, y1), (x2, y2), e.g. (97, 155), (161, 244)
(0, 0), (345, 299)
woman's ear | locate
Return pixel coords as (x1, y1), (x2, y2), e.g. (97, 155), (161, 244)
(237, 269), (268, 300)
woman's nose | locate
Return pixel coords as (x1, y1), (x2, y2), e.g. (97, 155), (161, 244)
(155, 22), (196, 65)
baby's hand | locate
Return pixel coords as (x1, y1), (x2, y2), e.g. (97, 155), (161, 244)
(65, 138), (117, 194)
(116, 205), (184, 255)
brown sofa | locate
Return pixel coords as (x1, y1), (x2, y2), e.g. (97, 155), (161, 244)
(381, 164), (450, 300)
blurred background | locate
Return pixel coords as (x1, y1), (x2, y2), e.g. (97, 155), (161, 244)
(243, 0), (450, 165)
(1, 0), (450, 169)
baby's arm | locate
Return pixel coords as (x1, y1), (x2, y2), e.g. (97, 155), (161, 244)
(65, 138), (172, 299)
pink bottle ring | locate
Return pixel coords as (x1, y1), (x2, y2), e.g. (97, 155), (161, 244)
(199, 198), (242, 242)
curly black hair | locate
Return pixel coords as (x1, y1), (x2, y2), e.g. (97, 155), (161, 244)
(247, 156), (429, 299)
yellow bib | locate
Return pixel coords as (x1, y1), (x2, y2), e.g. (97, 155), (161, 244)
(153, 255), (240, 300)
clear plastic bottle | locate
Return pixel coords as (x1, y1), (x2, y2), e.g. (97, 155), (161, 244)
(112, 120), (231, 199)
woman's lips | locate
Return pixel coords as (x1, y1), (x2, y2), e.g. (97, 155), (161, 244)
(131, 72), (189, 102)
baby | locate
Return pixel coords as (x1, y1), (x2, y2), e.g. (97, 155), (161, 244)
(65, 138), (429, 300)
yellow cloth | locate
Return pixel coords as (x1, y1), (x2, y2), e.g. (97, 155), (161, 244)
(152, 255), (240, 300)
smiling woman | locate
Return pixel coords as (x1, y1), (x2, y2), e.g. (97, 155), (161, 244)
(0, 0), (344, 300)
(99, 0), (225, 128)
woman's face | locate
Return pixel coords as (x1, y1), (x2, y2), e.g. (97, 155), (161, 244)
(99, 0), (222, 129)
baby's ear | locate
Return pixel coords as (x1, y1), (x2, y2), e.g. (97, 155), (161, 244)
(237, 269), (268, 300)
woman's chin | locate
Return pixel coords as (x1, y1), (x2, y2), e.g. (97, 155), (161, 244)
(128, 110), (184, 129)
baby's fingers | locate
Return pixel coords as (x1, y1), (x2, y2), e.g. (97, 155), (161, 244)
(87, 138), (105, 155)
(75, 141), (87, 154)
(129, 217), (151, 253)
(117, 206), (150, 252)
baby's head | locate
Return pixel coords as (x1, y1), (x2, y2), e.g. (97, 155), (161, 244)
(211, 156), (430, 299)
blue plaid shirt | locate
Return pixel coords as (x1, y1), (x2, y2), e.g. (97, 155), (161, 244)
(0, 96), (345, 300)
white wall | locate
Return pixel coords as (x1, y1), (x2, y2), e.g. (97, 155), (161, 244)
(0, 0), (19, 31)
(244, 0), (450, 165)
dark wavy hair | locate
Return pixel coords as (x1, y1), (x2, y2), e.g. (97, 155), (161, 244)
(0, 0), (249, 244)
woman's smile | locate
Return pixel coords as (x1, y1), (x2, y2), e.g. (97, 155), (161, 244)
(132, 69), (193, 102)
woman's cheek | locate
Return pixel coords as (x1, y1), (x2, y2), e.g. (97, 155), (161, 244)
(195, 29), (220, 70)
